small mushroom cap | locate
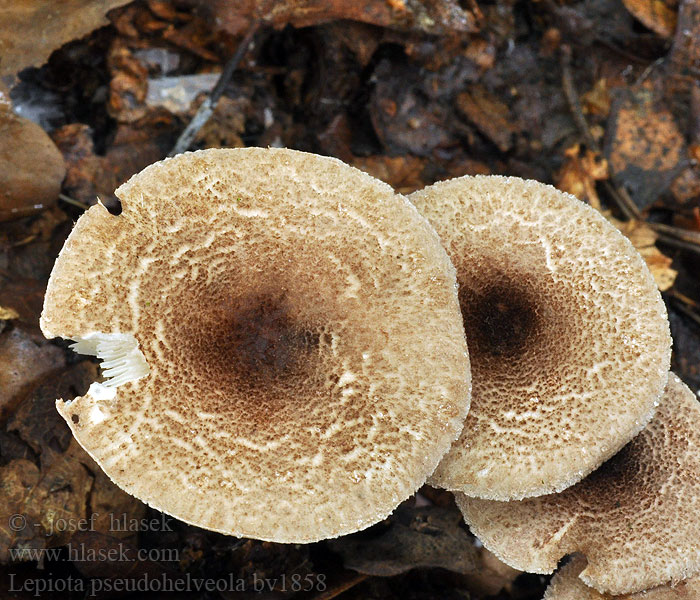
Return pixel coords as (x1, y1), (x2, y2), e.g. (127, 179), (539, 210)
(456, 373), (700, 595)
(41, 147), (471, 543)
(410, 175), (671, 500)
(545, 556), (700, 600)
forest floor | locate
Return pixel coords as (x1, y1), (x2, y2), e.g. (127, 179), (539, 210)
(1, 0), (699, 598)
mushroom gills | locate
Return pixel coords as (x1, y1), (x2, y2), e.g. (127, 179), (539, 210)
(70, 332), (149, 399)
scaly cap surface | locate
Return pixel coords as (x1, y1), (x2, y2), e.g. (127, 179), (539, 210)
(41, 147), (471, 542)
(544, 556), (700, 600)
(410, 175), (671, 500)
(457, 374), (700, 595)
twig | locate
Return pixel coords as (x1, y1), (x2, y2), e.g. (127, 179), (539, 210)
(668, 291), (700, 328)
(59, 193), (90, 211)
(650, 222), (700, 245)
(168, 25), (259, 157)
(655, 231), (700, 257)
(634, 56), (665, 87)
(560, 46), (599, 151)
(594, 37), (649, 65)
(559, 45), (641, 220)
(656, 233), (700, 256)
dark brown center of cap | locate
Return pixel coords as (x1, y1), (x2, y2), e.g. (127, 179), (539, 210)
(180, 289), (322, 395)
(228, 293), (318, 373)
(461, 279), (541, 358)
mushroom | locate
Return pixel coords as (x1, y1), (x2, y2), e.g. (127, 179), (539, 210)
(456, 373), (700, 595)
(544, 556), (700, 600)
(40, 147), (471, 542)
(409, 175), (671, 500)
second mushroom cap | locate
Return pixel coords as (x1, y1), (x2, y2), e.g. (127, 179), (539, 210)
(410, 175), (671, 500)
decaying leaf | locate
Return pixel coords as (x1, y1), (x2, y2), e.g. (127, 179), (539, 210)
(0, 0), (132, 77)
(581, 78), (612, 117)
(370, 59), (457, 156)
(456, 85), (518, 152)
(556, 144), (609, 210)
(329, 501), (520, 596)
(621, 0), (678, 38)
(52, 115), (176, 209)
(107, 39), (149, 123)
(329, 503), (478, 577)
(0, 306), (19, 321)
(353, 155), (428, 194)
(198, 0), (481, 38)
(669, 0), (700, 75)
(194, 96), (247, 149)
(605, 82), (686, 209)
(0, 326), (65, 425)
(0, 442), (94, 562)
(608, 216), (678, 291)
(1, 362), (146, 563)
(0, 108), (66, 222)
(51, 124), (117, 206)
(671, 166), (700, 205)
(0, 278), (49, 330)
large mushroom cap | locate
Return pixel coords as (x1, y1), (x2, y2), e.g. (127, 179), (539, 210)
(409, 175), (671, 500)
(545, 556), (700, 600)
(41, 147), (471, 543)
(456, 373), (700, 595)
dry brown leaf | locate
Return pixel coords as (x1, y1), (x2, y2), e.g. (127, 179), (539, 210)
(51, 124), (117, 206)
(0, 326), (65, 425)
(555, 144), (609, 210)
(107, 39), (149, 123)
(329, 504), (479, 577)
(353, 155), (428, 195)
(197, 0), (480, 37)
(195, 97), (247, 149)
(466, 548), (522, 597)
(581, 78), (612, 117)
(621, 0), (677, 38)
(456, 85), (518, 152)
(0, 306), (19, 320)
(608, 216), (678, 291)
(0, 0), (132, 78)
(0, 108), (66, 222)
(1, 362), (146, 563)
(605, 82), (685, 208)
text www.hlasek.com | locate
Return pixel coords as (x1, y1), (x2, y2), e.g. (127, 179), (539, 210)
(8, 543), (179, 563)
(9, 572), (328, 597)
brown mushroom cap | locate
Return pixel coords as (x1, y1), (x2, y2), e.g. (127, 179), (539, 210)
(456, 373), (700, 595)
(409, 175), (671, 500)
(545, 556), (700, 600)
(41, 147), (471, 543)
